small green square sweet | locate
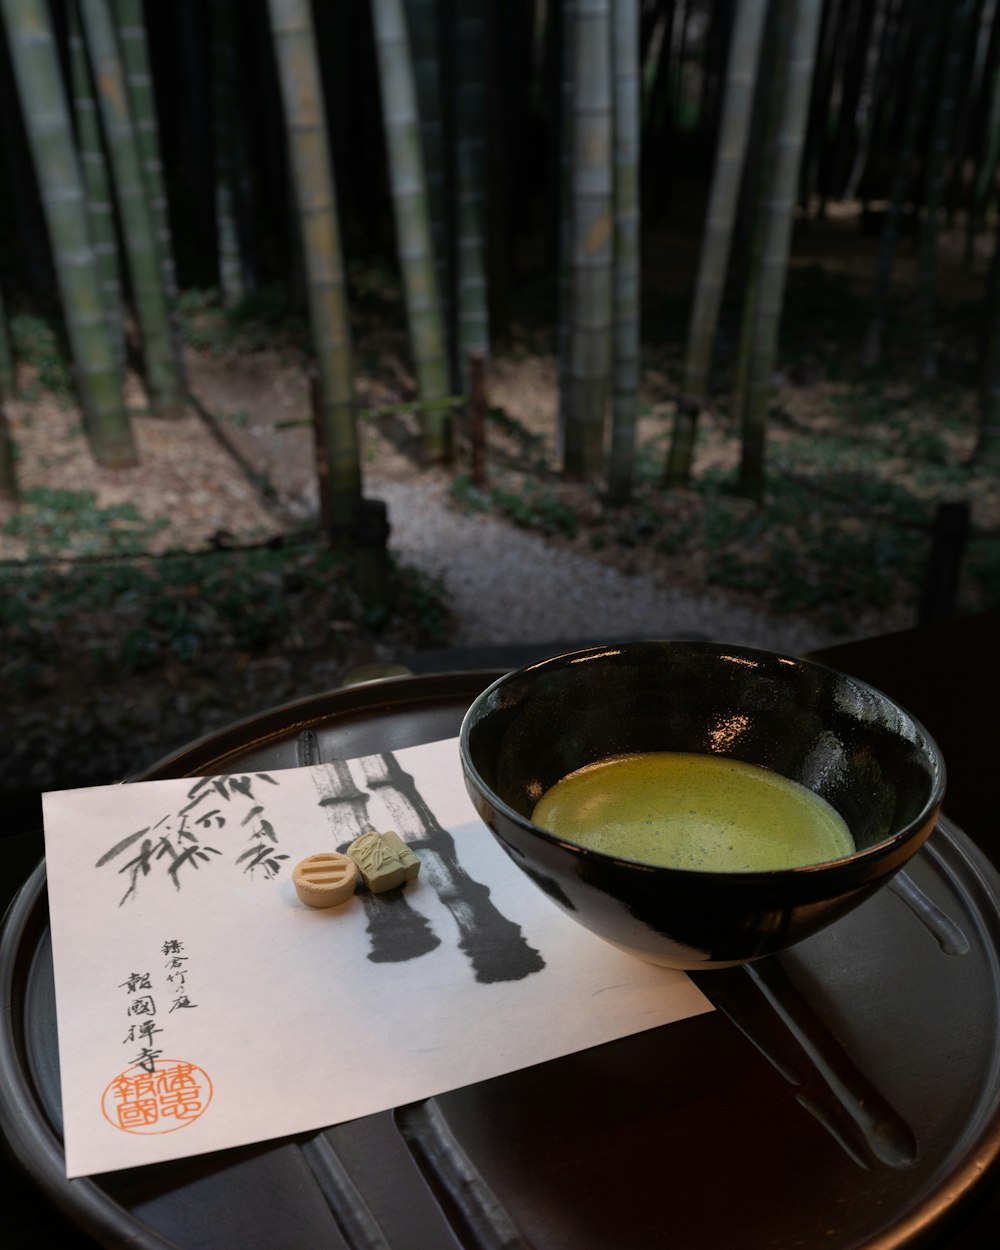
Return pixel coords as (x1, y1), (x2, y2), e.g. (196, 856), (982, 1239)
(346, 830), (420, 893)
(380, 830), (421, 880)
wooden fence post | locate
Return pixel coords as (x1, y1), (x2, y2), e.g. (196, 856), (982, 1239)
(468, 350), (487, 487)
(919, 500), (970, 624)
(311, 370), (391, 607)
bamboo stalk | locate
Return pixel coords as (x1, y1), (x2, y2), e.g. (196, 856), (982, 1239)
(116, 0), (187, 385)
(606, 0), (641, 505)
(563, 0), (613, 479)
(556, 0), (574, 462)
(799, 0), (843, 212)
(0, 279), (13, 401)
(737, 0), (823, 502)
(267, 0), (361, 529)
(0, 281), (15, 500)
(467, 349), (486, 487)
(977, 222), (1000, 463)
(0, 0), (135, 467)
(210, 0), (252, 308)
(0, 405), (15, 501)
(68, 0), (125, 369)
(964, 1), (1000, 264)
(666, 0), (768, 490)
(730, 0), (791, 452)
(841, 0), (892, 202)
(862, 3), (939, 368)
(945, 0), (994, 223)
(917, 0), (978, 380)
(114, 0), (181, 309)
(371, 0), (451, 461)
(454, 0), (490, 390)
(825, 0), (875, 201)
(848, 0), (908, 207)
(967, 53), (1000, 265)
(80, 0), (185, 417)
(405, 0), (451, 352)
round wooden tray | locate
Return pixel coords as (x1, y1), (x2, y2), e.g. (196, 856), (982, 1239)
(3, 672), (1000, 1249)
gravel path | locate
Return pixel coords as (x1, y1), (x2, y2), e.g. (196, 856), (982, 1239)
(376, 477), (849, 657)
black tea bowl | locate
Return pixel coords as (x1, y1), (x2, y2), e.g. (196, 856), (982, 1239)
(459, 641), (946, 969)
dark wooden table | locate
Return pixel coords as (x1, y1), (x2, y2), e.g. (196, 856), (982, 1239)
(2, 612), (998, 1249)
(808, 611), (1000, 1249)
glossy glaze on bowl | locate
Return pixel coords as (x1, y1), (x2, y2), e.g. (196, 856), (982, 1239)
(459, 641), (946, 969)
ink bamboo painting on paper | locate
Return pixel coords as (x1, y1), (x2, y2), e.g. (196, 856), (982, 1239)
(44, 736), (711, 1176)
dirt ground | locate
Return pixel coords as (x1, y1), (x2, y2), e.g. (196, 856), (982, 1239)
(2, 206), (996, 565)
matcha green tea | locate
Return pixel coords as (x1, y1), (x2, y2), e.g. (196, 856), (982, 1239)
(530, 751), (854, 872)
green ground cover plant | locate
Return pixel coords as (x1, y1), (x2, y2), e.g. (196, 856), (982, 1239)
(2, 487), (169, 557)
(0, 541), (450, 698)
(448, 356), (998, 633)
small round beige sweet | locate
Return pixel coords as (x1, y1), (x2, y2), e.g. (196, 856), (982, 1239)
(292, 853), (358, 908)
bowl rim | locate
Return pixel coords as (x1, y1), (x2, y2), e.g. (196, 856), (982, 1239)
(457, 639), (947, 881)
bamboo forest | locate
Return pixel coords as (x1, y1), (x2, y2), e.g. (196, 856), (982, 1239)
(1, 0), (999, 790)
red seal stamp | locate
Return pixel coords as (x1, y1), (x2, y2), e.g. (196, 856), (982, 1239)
(101, 1058), (213, 1135)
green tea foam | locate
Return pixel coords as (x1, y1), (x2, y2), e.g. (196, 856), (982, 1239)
(531, 751), (855, 872)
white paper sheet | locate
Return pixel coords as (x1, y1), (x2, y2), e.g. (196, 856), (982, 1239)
(42, 736), (712, 1177)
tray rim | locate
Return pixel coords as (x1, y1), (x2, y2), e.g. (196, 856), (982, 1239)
(3, 670), (1000, 1250)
